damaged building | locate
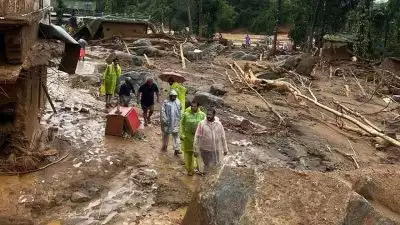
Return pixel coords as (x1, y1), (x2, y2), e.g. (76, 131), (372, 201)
(0, 0), (79, 160)
(74, 17), (157, 41)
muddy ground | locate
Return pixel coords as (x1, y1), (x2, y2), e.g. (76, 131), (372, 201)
(0, 43), (399, 225)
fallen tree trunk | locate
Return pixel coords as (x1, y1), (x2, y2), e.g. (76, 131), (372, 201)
(252, 78), (400, 147)
(229, 63), (285, 125)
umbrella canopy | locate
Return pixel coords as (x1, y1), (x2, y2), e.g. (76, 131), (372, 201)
(159, 72), (186, 83)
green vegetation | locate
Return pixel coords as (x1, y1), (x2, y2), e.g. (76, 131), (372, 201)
(95, 0), (400, 57)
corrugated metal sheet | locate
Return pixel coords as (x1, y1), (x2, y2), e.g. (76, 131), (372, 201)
(39, 23), (80, 74)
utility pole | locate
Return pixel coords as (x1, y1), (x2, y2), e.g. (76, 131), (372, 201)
(272, 0), (282, 56)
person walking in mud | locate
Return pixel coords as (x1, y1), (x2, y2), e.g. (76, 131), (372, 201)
(181, 101), (206, 176)
(194, 108), (228, 173)
(78, 38), (88, 61)
(161, 90), (182, 155)
(137, 77), (160, 126)
(102, 58), (122, 108)
(118, 77), (135, 107)
(168, 77), (187, 114)
(245, 34), (251, 48)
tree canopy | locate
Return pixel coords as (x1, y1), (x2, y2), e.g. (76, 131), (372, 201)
(72, 0), (400, 57)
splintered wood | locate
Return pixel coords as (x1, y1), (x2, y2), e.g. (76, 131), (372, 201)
(228, 61), (285, 125)
(228, 60), (400, 148)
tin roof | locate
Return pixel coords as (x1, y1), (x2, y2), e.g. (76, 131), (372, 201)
(74, 17), (157, 40)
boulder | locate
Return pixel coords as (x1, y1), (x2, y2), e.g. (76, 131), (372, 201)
(184, 165), (400, 225)
(183, 167), (351, 225)
(343, 193), (400, 225)
(295, 54), (319, 77)
(230, 51), (246, 59)
(202, 43), (226, 58)
(133, 46), (165, 57)
(255, 71), (283, 80)
(132, 55), (145, 66)
(106, 51), (136, 68)
(280, 54), (302, 70)
(119, 69), (156, 92)
(182, 42), (196, 54)
(132, 39), (152, 47)
(185, 51), (197, 61)
(182, 166), (256, 225)
(71, 191), (91, 203)
(210, 83), (227, 96)
(193, 92), (225, 107)
(240, 54), (258, 61)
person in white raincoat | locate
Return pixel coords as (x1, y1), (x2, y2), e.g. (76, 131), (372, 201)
(161, 90), (182, 155)
(194, 108), (228, 172)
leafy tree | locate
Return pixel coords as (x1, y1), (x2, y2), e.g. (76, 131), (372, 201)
(216, 0), (237, 31)
(55, 0), (66, 25)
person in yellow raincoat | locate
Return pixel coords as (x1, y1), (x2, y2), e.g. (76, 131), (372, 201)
(101, 58), (122, 108)
(168, 78), (187, 114)
(181, 101), (206, 176)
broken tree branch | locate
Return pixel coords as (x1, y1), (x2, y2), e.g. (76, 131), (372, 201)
(334, 101), (383, 133)
(41, 81), (56, 114)
(350, 70), (366, 96)
(234, 61), (245, 76)
(143, 54), (153, 67)
(347, 139), (360, 169)
(123, 41), (131, 54)
(249, 78), (400, 147)
(246, 106), (265, 118)
(229, 63), (285, 125)
(180, 39), (187, 69)
(0, 153), (69, 175)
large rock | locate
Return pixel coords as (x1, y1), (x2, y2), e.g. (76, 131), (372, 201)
(106, 51), (136, 68)
(202, 43), (226, 59)
(210, 83), (227, 96)
(295, 54), (319, 77)
(132, 55), (145, 66)
(280, 54), (302, 70)
(184, 165), (400, 225)
(230, 51), (246, 59)
(133, 46), (165, 57)
(343, 193), (400, 225)
(118, 69), (156, 92)
(182, 167), (256, 225)
(193, 92), (225, 107)
(183, 42), (196, 54)
(71, 191), (91, 203)
(132, 39), (152, 47)
(240, 54), (258, 61)
(255, 71), (283, 80)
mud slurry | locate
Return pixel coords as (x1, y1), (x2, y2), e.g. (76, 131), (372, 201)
(1, 44), (400, 225)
